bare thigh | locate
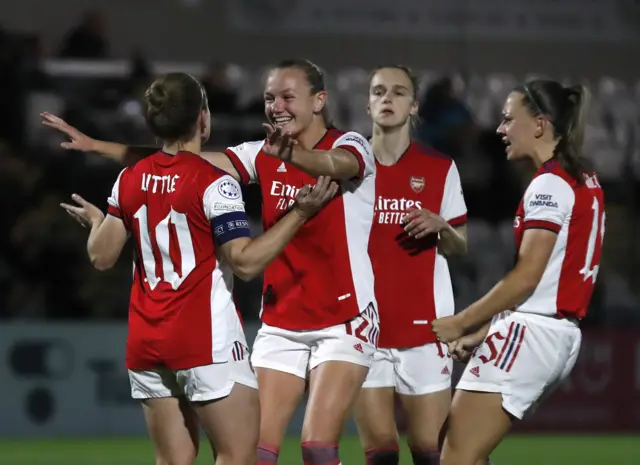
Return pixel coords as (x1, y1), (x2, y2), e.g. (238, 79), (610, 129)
(256, 367), (306, 448)
(399, 388), (451, 451)
(353, 387), (398, 450)
(193, 383), (260, 465)
(141, 397), (200, 465)
(440, 390), (512, 465)
(303, 361), (369, 443)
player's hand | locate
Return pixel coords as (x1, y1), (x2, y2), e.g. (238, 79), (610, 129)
(41, 112), (97, 152)
(448, 333), (484, 363)
(431, 315), (466, 343)
(261, 123), (296, 160)
(292, 176), (339, 219)
(402, 208), (447, 239)
(60, 194), (105, 228)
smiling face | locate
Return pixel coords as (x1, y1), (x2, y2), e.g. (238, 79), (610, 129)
(263, 67), (327, 137)
(368, 67), (418, 130)
(497, 91), (546, 160)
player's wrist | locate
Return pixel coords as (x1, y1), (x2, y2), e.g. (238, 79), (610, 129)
(291, 205), (312, 221)
(456, 310), (474, 334)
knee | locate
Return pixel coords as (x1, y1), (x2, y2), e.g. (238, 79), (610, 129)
(362, 432), (399, 452)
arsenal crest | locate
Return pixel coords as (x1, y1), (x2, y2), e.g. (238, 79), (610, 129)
(410, 176), (425, 193)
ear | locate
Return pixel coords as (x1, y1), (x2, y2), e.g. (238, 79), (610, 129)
(534, 116), (547, 139)
(410, 100), (419, 117)
(313, 90), (327, 115)
(200, 110), (207, 133)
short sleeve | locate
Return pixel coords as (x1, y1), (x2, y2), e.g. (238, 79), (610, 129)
(332, 131), (375, 180)
(440, 161), (467, 226)
(523, 173), (575, 233)
(107, 168), (127, 218)
(203, 175), (251, 245)
(223, 140), (265, 185)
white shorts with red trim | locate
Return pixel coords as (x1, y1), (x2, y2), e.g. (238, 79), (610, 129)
(251, 310), (379, 379)
(362, 342), (452, 395)
(456, 310), (581, 419)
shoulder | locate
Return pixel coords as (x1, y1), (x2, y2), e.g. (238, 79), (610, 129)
(204, 174), (242, 199)
(525, 172), (575, 211)
(331, 129), (372, 153)
(410, 141), (453, 163)
(528, 172), (573, 193)
(225, 139), (266, 156)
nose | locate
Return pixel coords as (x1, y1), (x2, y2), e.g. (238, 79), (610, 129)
(270, 98), (286, 114)
(496, 123), (505, 135)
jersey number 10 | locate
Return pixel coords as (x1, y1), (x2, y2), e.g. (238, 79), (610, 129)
(580, 197), (605, 284)
(134, 205), (196, 290)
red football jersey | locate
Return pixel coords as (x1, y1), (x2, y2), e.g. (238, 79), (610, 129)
(513, 160), (605, 319)
(108, 151), (251, 370)
(370, 142), (467, 348)
(224, 129), (377, 331)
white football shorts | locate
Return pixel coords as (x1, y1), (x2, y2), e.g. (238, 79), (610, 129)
(129, 320), (257, 400)
(456, 310), (581, 419)
(362, 342), (453, 395)
(251, 311), (379, 379)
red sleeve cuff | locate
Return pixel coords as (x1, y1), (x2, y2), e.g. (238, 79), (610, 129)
(224, 149), (251, 185)
(107, 205), (121, 218)
(336, 144), (365, 180)
(524, 219), (561, 233)
(447, 214), (467, 227)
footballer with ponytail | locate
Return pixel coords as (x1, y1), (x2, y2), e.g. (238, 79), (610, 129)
(432, 79), (604, 465)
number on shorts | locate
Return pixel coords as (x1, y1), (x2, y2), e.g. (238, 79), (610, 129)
(435, 341), (451, 359)
(133, 205), (196, 290)
(580, 197), (605, 284)
(345, 319), (369, 343)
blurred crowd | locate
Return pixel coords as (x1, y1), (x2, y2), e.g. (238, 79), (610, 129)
(0, 9), (638, 325)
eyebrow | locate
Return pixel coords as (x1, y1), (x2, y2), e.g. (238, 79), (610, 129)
(264, 88), (297, 96)
(372, 84), (410, 91)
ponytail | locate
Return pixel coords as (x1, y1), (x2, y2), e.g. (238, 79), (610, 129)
(553, 84), (591, 182)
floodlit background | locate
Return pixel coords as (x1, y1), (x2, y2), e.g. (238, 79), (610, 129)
(0, 1), (639, 463)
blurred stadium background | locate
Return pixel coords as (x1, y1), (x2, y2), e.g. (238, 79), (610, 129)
(1, 0), (639, 464)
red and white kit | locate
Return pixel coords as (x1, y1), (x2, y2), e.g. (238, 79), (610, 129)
(458, 160), (605, 418)
(225, 129), (379, 378)
(362, 141), (467, 395)
(108, 151), (257, 401)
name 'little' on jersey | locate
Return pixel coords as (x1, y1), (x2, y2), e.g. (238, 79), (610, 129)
(108, 151), (250, 371)
(369, 142), (467, 349)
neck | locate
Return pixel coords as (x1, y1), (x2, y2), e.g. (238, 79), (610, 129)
(295, 118), (328, 150)
(531, 141), (556, 168)
(163, 137), (201, 156)
(371, 124), (411, 166)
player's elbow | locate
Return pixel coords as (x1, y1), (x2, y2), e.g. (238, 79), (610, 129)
(88, 247), (119, 271)
(90, 253), (116, 271)
(232, 263), (260, 282)
(331, 159), (360, 180)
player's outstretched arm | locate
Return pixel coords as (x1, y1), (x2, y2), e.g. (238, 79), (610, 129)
(60, 194), (128, 270)
(220, 176), (338, 281)
(40, 112), (241, 181)
(261, 125), (366, 180)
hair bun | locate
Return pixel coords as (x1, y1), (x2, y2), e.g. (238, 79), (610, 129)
(145, 82), (168, 114)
